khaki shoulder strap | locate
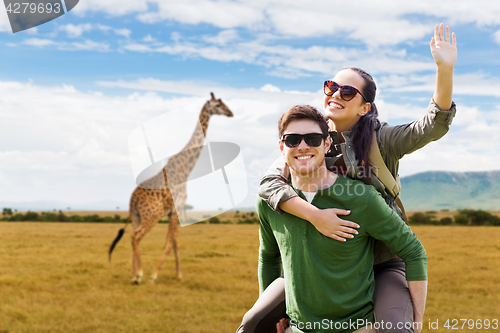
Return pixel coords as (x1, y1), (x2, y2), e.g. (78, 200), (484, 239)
(369, 132), (408, 224)
(368, 132), (401, 198)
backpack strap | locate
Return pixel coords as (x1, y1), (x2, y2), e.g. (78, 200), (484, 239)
(369, 132), (408, 225)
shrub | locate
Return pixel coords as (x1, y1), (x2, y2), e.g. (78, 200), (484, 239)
(491, 216), (500, 226)
(409, 212), (433, 225)
(209, 217), (221, 224)
(237, 217), (259, 224)
(440, 217), (453, 225)
(24, 211), (40, 221)
(469, 210), (493, 226)
(458, 209), (496, 226)
(454, 214), (468, 225)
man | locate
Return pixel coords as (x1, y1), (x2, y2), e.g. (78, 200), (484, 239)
(257, 105), (427, 333)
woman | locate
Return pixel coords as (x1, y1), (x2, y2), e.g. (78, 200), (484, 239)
(237, 23), (457, 333)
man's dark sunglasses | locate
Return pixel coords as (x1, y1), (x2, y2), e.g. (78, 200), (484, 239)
(281, 133), (327, 148)
(324, 80), (368, 102)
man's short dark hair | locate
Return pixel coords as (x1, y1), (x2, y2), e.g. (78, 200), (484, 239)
(278, 105), (329, 138)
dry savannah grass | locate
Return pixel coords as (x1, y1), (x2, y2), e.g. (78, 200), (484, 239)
(1, 216), (499, 333)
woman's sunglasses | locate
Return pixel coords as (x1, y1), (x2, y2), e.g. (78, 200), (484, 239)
(281, 133), (327, 148)
(324, 80), (368, 102)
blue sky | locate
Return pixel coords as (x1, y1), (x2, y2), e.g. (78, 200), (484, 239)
(1, 0), (500, 211)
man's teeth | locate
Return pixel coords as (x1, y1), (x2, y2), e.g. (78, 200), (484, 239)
(297, 155), (312, 160)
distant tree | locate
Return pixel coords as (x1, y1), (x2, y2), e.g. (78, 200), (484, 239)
(440, 217), (453, 225)
(238, 217), (259, 224)
(3, 208), (13, 216)
(454, 214), (468, 225)
(458, 209), (495, 226)
(409, 212), (433, 225)
(209, 216), (221, 224)
(183, 204), (194, 221)
(57, 211), (68, 222)
(24, 211), (39, 221)
(469, 210), (493, 226)
(491, 215), (500, 226)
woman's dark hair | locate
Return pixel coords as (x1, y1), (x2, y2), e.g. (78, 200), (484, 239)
(346, 67), (380, 183)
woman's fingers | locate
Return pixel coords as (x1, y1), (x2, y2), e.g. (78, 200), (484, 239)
(331, 208), (351, 216)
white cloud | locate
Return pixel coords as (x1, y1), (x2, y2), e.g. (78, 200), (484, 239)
(260, 84), (281, 93)
(114, 28), (131, 38)
(58, 23), (131, 39)
(22, 38), (109, 51)
(70, 0), (500, 48)
(0, 4), (11, 32)
(379, 72), (500, 98)
(23, 38), (57, 47)
(202, 29), (239, 45)
(59, 23), (93, 37)
(0, 80), (215, 204)
(493, 29), (500, 45)
(136, 1), (263, 28)
(143, 34), (156, 42)
(96, 24), (112, 33)
(72, 0), (149, 16)
(123, 43), (153, 52)
(59, 40), (110, 52)
(122, 36), (434, 77)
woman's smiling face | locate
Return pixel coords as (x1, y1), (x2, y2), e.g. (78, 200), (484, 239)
(323, 69), (371, 130)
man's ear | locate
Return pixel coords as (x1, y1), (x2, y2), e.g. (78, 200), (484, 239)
(279, 139), (285, 155)
(324, 135), (331, 152)
(358, 102), (371, 116)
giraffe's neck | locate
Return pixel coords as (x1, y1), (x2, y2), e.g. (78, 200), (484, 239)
(182, 105), (210, 153)
(165, 104), (211, 181)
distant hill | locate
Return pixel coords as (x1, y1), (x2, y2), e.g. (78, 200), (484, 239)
(400, 170), (500, 211)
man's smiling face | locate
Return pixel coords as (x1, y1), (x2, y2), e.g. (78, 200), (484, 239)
(280, 119), (330, 177)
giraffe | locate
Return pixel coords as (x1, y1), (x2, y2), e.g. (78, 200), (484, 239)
(109, 93), (233, 284)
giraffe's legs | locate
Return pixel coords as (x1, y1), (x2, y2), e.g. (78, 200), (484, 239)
(150, 211), (182, 282)
(131, 227), (145, 284)
(173, 225), (181, 279)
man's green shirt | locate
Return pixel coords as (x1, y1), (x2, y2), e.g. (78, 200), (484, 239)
(257, 174), (427, 333)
